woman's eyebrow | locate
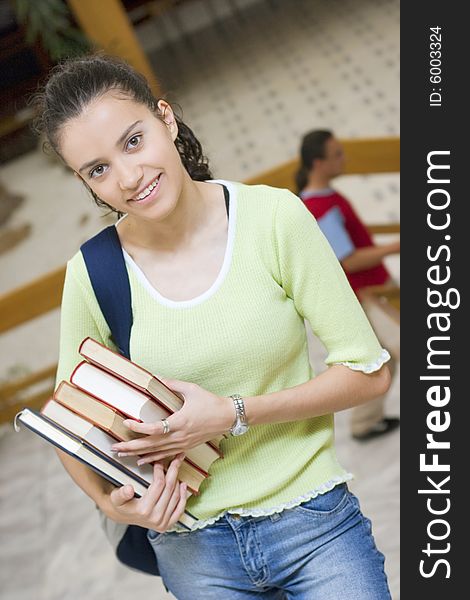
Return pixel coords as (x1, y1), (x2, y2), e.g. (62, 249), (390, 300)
(116, 120), (142, 146)
(78, 120), (143, 174)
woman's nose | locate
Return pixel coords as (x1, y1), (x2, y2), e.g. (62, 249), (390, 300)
(117, 161), (143, 193)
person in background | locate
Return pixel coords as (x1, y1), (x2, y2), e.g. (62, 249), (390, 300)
(296, 129), (400, 442)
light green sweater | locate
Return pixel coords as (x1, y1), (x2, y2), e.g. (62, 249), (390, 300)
(56, 181), (387, 526)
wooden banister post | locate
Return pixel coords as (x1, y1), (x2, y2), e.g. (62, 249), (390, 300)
(67, 0), (162, 97)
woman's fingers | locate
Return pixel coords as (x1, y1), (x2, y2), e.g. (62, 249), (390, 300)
(161, 478), (183, 524)
(137, 451), (179, 465)
(110, 484), (135, 508)
(112, 434), (171, 455)
(160, 453), (185, 496)
(167, 482), (189, 528)
(122, 419), (174, 436)
(150, 454), (185, 522)
(117, 445), (178, 458)
(112, 421), (182, 455)
(108, 455), (187, 531)
(136, 453), (183, 524)
(138, 462), (167, 515)
(136, 445), (186, 464)
(158, 377), (193, 400)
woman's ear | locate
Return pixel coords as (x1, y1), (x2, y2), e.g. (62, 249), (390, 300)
(157, 99), (178, 141)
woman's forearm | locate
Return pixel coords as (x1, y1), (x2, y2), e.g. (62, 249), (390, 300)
(55, 448), (130, 523)
(108, 365), (391, 462)
(243, 364), (391, 427)
(341, 241), (400, 274)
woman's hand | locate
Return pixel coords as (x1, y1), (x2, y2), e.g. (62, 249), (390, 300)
(111, 379), (235, 465)
(388, 239), (400, 255)
(109, 454), (188, 531)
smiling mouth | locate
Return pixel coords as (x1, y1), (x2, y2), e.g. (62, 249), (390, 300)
(131, 174), (162, 201)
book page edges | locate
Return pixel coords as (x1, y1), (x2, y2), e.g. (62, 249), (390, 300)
(79, 339), (224, 452)
(71, 363), (150, 420)
(80, 338), (188, 416)
(55, 382), (118, 432)
(147, 377), (184, 412)
(42, 401), (95, 438)
(41, 405), (204, 493)
(80, 339), (188, 413)
(16, 409), (83, 454)
(80, 337), (152, 390)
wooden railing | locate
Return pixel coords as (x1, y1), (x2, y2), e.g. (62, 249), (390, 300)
(0, 136), (400, 423)
(244, 136), (400, 237)
(0, 267), (66, 423)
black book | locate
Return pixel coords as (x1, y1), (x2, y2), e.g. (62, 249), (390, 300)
(15, 408), (197, 530)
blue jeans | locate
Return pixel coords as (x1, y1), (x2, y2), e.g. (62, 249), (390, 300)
(147, 484), (391, 599)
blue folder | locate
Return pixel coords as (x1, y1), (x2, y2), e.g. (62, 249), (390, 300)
(316, 206), (355, 261)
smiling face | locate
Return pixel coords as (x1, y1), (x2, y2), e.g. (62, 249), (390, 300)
(59, 92), (186, 221)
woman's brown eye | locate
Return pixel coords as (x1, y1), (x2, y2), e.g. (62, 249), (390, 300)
(127, 135), (142, 149)
(90, 165), (105, 178)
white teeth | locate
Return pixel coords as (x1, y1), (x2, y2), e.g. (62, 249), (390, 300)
(135, 176), (160, 201)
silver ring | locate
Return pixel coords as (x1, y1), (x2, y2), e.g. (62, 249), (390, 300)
(161, 418), (170, 435)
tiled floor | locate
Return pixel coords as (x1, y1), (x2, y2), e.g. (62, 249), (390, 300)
(0, 0), (400, 598)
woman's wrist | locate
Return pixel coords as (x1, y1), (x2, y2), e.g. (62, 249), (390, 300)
(222, 395), (237, 432)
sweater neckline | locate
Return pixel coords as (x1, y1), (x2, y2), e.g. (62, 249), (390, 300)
(119, 179), (238, 309)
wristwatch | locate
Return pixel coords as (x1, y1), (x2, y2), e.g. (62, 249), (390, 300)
(229, 394), (249, 436)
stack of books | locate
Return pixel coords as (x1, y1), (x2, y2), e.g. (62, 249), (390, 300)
(15, 337), (224, 529)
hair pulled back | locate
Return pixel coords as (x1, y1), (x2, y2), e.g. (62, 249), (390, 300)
(32, 53), (212, 213)
(295, 129), (332, 194)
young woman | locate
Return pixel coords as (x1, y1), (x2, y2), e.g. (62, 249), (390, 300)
(35, 54), (392, 598)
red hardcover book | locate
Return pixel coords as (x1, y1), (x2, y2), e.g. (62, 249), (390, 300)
(79, 337), (225, 451)
(70, 359), (220, 476)
(54, 381), (142, 443)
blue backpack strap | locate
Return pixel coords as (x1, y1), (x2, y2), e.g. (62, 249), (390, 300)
(80, 225), (132, 358)
(80, 225), (159, 576)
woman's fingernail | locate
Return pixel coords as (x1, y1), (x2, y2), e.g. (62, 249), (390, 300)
(117, 452), (128, 457)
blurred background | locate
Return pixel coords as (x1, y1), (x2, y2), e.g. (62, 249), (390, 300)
(0, 0), (400, 598)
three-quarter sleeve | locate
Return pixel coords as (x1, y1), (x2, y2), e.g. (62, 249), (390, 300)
(274, 191), (390, 373)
